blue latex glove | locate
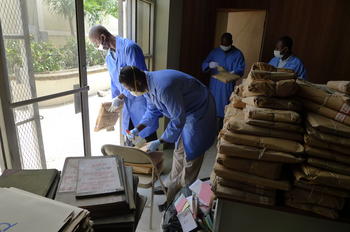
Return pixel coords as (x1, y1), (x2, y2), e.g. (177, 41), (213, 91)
(147, 139), (161, 152)
(126, 128), (139, 140)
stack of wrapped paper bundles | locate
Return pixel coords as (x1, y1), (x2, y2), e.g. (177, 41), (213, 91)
(287, 81), (350, 219)
(212, 62), (304, 206)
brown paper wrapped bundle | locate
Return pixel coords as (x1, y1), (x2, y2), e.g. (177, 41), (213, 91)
(305, 145), (350, 165)
(306, 126), (350, 148)
(217, 154), (282, 179)
(248, 70), (296, 81)
(297, 80), (350, 115)
(327, 81), (350, 94)
(245, 118), (304, 133)
(244, 106), (301, 124)
(94, 102), (119, 132)
(251, 62), (277, 72)
(230, 92), (246, 109)
(241, 78), (298, 97)
(242, 96), (302, 111)
(218, 139), (304, 163)
(307, 157), (350, 176)
(216, 177), (276, 197)
(285, 199), (339, 219)
(227, 117), (303, 142)
(213, 66), (241, 83)
(215, 183), (276, 206)
(294, 180), (350, 198)
(294, 165), (350, 190)
(220, 129), (304, 154)
(303, 100), (350, 126)
(277, 68), (295, 73)
(307, 112), (350, 138)
(214, 163), (291, 191)
(304, 135), (349, 155)
(286, 187), (345, 210)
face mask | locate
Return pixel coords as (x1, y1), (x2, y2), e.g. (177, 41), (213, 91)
(220, 45), (231, 52)
(97, 43), (104, 51)
(129, 66), (147, 97)
(274, 50), (283, 58)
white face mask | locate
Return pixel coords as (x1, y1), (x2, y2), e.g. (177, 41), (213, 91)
(220, 45), (231, 52)
(97, 43), (104, 51)
(274, 50), (283, 58)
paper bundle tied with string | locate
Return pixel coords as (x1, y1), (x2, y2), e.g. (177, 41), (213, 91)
(94, 102), (120, 132)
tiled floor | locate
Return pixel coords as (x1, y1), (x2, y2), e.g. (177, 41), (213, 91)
(135, 142), (218, 232)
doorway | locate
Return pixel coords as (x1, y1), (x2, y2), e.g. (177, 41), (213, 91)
(215, 10), (267, 77)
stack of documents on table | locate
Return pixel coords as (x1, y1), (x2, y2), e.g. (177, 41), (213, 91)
(0, 169), (60, 199)
(213, 62), (304, 207)
(0, 187), (92, 232)
(55, 156), (134, 219)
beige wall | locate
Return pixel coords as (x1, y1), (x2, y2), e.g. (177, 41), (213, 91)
(214, 10), (266, 77)
(154, 0), (170, 70)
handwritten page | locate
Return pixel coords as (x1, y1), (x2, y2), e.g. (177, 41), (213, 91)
(76, 157), (123, 197)
(177, 208), (197, 232)
(58, 158), (79, 193)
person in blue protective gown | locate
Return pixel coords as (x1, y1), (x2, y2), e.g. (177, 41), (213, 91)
(119, 66), (216, 209)
(268, 36), (307, 80)
(89, 25), (159, 145)
(202, 32), (245, 132)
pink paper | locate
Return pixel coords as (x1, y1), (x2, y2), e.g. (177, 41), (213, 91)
(198, 182), (213, 206)
(175, 195), (188, 213)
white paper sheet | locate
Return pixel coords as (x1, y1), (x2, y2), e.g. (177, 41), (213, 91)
(177, 208), (197, 232)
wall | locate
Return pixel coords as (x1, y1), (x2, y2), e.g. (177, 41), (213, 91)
(180, 0), (350, 84)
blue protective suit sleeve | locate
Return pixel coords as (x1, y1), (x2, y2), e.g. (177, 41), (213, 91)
(295, 62), (307, 80)
(201, 50), (215, 72)
(139, 99), (161, 126)
(231, 52), (245, 77)
(159, 88), (186, 143)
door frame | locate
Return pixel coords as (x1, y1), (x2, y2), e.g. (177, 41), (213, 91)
(0, 0), (91, 169)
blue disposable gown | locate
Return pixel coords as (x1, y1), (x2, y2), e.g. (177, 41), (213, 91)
(106, 36), (159, 138)
(268, 55), (307, 80)
(202, 47), (245, 118)
(139, 70), (217, 161)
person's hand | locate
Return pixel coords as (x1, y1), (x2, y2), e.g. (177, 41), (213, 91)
(126, 128), (139, 140)
(147, 140), (161, 152)
(108, 96), (124, 112)
(209, 61), (219, 69)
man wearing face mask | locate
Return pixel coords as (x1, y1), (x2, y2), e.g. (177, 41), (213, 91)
(269, 36), (307, 79)
(89, 25), (159, 145)
(120, 66), (216, 207)
(202, 32), (245, 131)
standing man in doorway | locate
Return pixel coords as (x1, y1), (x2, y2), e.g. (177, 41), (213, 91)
(202, 32), (245, 132)
(269, 36), (307, 79)
(120, 66), (216, 209)
(89, 25), (159, 145)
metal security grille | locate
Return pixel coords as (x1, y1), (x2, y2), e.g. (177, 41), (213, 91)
(0, 0), (45, 169)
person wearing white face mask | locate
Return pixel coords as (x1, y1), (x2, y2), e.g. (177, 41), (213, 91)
(202, 32), (245, 132)
(269, 36), (307, 80)
(89, 25), (160, 146)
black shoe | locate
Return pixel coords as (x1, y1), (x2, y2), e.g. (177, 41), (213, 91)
(158, 202), (168, 212)
(153, 186), (167, 195)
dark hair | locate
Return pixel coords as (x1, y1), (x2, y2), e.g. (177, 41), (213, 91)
(279, 36), (293, 50)
(221, 32), (233, 41)
(119, 66), (147, 92)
